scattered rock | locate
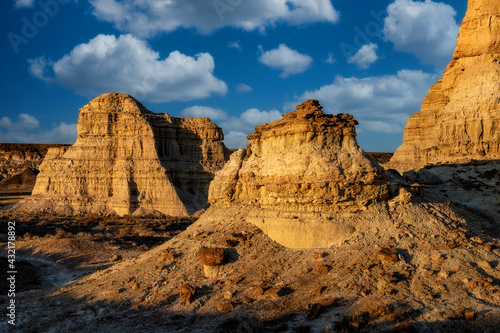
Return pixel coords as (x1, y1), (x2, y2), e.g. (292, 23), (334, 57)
(223, 290), (233, 300)
(264, 287), (280, 299)
(376, 248), (400, 262)
(307, 303), (324, 320)
(217, 301), (234, 312)
(437, 270), (449, 279)
(464, 310), (476, 321)
(111, 254), (122, 262)
(179, 283), (196, 305)
(248, 286), (264, 300)
(156, 250), (175, 264)
(199, 247), (225, 266)
(478, 260), (493, 270)
(313, 252), (325, 260)
(225, 239), (238, 247)
(313, 286), (325, 297)
(313, 264), (330, 276)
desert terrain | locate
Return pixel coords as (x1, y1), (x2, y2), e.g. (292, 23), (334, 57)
(2, 0), (500, 332)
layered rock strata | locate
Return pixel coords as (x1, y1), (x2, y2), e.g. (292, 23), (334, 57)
(389, 0), (500, 171)
(209, 100), (390, 247)
(29, 93), (229, 216)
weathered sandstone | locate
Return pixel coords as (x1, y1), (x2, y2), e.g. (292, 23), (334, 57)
(389, 0), (500, 171)
(25, 93), (229, 216)
(209, 100), (391, 247)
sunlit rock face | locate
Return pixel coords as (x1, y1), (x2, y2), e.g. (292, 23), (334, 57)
(209, 100), (390, 248)
(389, 0), (500, 172)
(29, 93), (230, 216)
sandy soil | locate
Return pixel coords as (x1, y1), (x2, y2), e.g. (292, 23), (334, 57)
(1, 161), (500, 333)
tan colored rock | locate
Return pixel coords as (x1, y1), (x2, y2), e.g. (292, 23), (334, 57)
(209, 100), (390, 248)
(210, 100), (388, 211)
(375, 248), (400, 262)
(389, 0), (500, 171)
(23, 93), (229, 216)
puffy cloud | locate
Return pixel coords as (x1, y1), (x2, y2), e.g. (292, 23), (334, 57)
(13, 0), (35, 9)
(239, 108), (282, 127)
(220, 108), (282, 148)
(224, 131), (248, 149)
(180, 106), (228, 121)
(228, 41), (242, 50)
(28, 56), (52, 81)
(258, 44), (313, 78)
(28, 34), (227, 103)
(348, 43), (379, 69)
(383, 0), (459, 70)
(0, 113), (40, 131)
(179, 106), (282, 148)
(89, 0), (339, 37)
(236, 83), (253, 93)
(291, 69), (437, 133)
(0, 113), (77, 144)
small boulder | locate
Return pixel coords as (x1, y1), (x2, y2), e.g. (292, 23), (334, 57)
(376, 248), (400, 262)
(179, 283), (196, 305)
(199, 247), (225, 266)
(313, 264), (330, 276)
(217, 301), (234, 312)
(478, 260), (493, 270)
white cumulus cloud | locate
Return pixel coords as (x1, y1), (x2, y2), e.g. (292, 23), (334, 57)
(0, 113), (40, 131)
(180, 106), (228, 121)
(236, 83), (253, 93)
(228, 41), (242, 50)
(348, 43), (379, 69)
(258, 44), (313, 78)
(89, 0), (339, 37)
(178, 106), (282, 149)
(0, 113), (77, 144)
(28, 34), (227, 103)
(384, 0), (459, 70)
(291, 70), (437, 133)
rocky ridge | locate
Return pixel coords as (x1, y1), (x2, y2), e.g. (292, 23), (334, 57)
(389, 0), (500, 171)
(209, 100), (392, 248)
(0, 143), (68, 182)
(18, 93), (229, 216)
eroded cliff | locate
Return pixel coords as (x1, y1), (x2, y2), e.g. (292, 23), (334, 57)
(209, 100), (391, 247)
(24, 93), (229, 216)
(389, 0), (500, 171)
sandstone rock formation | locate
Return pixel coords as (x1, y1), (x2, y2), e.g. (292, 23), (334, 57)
(26, 93), (229, 216)
(209, 100), (390, 247)
(389, 0), (500, 171)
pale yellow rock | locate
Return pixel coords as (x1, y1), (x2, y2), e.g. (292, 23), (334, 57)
(209, 100), (391, 248)
(23, 93), (229, 216)
(389, 0), (500, 171)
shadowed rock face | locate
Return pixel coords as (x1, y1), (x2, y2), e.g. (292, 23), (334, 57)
(209, 100), (390, 248)
(390, 0), (500, 171)
(29, 93), (230, 216)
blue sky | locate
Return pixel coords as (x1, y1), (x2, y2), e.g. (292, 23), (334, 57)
(1, 0), (467, 152)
